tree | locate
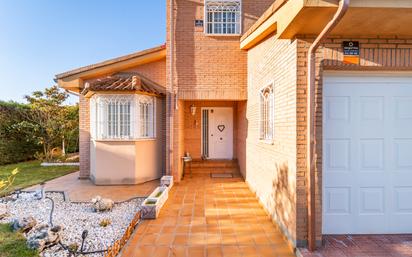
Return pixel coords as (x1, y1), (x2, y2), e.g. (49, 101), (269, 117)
(0, 101), (41, 164)
(16, 86), (71, 160)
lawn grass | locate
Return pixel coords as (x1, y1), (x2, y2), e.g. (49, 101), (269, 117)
(0, 160), (78, 196)
(0, 224), (38, 257)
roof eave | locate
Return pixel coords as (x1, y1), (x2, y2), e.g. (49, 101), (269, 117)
(55, 44), (166, 92)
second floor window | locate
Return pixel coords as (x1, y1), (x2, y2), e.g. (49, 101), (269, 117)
(205, 0), (241, 35)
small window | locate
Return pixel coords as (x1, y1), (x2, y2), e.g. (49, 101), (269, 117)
(259, 83), (274, 142)
(90, 94), (155, 140)
(139, 98), (155, 138)
(205, 0), (241, 35)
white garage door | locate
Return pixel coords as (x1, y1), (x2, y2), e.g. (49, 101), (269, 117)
(323, 73), (412, 234)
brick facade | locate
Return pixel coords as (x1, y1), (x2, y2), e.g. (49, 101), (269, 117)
(241, 34), (299, 246)
(79, 94), (90, 178)
(75, 1), (412, 251)
(295, 36), (412, 246)
(243, 33), (412, 248)
(166, 0), (274, 179)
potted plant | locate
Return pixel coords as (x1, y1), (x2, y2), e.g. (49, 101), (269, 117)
(141, 186), (169, 219)
(160, 175), (174, 188)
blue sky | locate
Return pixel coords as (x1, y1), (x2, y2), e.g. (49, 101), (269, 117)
(0, 0), (166, 104)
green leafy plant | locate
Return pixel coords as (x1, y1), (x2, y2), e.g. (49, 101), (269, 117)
(145, 200), (157, 205)
(0, 168), (19, 195)
(155, 191), (163, 197)
(68, 243), (79, 252)
(99, 218), (111, 227)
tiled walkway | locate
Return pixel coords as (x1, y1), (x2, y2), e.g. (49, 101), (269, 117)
(26, 172), (159, 202)
(122, 174), (295, 257)
(298, 235), (412, 257)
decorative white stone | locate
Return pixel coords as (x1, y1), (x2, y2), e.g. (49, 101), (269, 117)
(91, 196), (114, 212)
(27, 224), (61, 252)
(0, 203), (9, 220)
(1, 192), (143, 257)
(11, 216), (37, 233)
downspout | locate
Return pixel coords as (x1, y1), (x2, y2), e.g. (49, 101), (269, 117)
(307, 0), (349, 251)
(168, 0), (175, 176)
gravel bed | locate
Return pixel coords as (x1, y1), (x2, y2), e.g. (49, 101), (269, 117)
(1, 192), (144, 257)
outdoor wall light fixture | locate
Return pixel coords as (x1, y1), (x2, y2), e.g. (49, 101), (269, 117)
(190, 104), (196, 116)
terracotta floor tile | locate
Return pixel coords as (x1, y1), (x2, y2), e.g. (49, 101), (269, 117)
(222, 245), (241, 257)
(207, 233), (222, 245)
(236, 234), (256, 245)
(162, 225), (176, 233)
(156, 234), (175, 246)
(169, 246), (187, 257)
(127, 246), (155, 257)
(191, 225), (207, 233)
(139, 233), (159, 245)
(175, 225), (190, 234)
(146, 225), (164, 234)
(26, 172), (158, 202)
(188, 246), (205, 257)
(120, 175), (294, 257)
(206, 246), (223, 257)
(173, 235), (189, 245)
(221, 234), (237, 245)
(152, 246), (171, 257)
(253, 233), (271, 245)
(256, 245), (277, 257)
(189, 234), (207, 245)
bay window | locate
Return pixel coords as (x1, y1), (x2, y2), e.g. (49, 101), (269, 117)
(90, 94), (156, 140)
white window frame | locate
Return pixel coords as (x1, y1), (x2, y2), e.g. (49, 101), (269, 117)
(259, 82), (275, 143)
(90, 94), (156, 141)
(204, 0), (242, 36)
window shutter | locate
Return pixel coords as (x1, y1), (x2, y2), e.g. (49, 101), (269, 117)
(259, 93), (264, 139)
(90, 98), (96, 139)
(269, 91), (275, 140)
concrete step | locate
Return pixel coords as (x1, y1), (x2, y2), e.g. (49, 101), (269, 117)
(186, 159), (240, 175)
(190, 159), (238, 168)
(190, 167), (239, 174)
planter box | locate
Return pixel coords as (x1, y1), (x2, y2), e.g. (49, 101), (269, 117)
(160, 175), (174, 188)
(141, 186), (169, 219)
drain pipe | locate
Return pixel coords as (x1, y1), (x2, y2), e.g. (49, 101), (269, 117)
(168, 0), (175, 176)
(307, 0), (349, 251)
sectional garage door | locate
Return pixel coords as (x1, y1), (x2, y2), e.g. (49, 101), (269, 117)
(323, 73), (412, 234)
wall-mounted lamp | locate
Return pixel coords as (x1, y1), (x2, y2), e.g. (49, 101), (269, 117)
(190, 104), (197, 116)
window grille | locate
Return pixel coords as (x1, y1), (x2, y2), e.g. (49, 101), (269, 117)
(90, 94), (155, 140)
(205, 0), (241, 35)
(259, 83), (274, 141)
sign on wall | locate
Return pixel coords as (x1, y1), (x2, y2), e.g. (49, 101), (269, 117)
(343, 41), (360, 65)
(195, 20), (204, 27)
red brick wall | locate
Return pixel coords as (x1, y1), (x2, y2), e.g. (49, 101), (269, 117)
(79, 94), (90, 178)
(171, 0), (274, 100)
(166, 0), (274, 179)
(125, 59), (166, 87)
(241, 34), (299, 246)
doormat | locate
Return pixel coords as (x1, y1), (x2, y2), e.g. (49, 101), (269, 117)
(210, 173), (233, 178)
